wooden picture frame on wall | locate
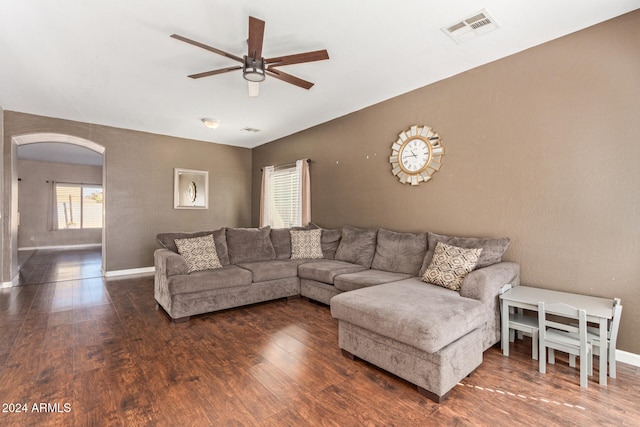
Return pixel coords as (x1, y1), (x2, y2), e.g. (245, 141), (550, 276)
(174, 168), (208, 209)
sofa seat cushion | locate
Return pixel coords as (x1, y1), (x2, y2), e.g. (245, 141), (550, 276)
(334, 269), (412, 292)
(298, 260), (367, 284)
(236, 259), (310, 283)
(167, 265), (252, 295)
(330, 278), (485, 353)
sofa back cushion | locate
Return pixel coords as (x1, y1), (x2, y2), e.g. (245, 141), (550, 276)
(371, 229), (427, 275)
(270, 226), (310, 259)
(226, 227), (276, 264)
(419, 231), (510, 276)
(321, 229), (342, 260)
(334, 226), (378, 267)
(309, 224), (342, 259)
(156, 228), (229, 266)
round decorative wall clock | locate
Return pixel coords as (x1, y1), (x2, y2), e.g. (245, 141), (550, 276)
(389, 125), (444, 186)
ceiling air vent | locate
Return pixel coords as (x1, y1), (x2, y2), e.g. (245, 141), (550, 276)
(442, 9), (499, 44)
(241, 127), (261, 133)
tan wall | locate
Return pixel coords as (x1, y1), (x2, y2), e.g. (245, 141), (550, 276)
(17, 159), (103, 249)
(3, 112), (252, 273)
(252, 11), (640, 353)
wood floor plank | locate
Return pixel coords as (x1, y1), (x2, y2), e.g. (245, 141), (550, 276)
(1, 261), (639, 426)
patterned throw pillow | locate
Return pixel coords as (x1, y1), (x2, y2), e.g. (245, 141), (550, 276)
(174, 234), (222, 273)
(422, 242), (482, 291)
(290, 229), (324, 259)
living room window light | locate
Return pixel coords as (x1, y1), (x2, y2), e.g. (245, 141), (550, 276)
(260, 159), (310, 228)
(50, 182), (103, 230)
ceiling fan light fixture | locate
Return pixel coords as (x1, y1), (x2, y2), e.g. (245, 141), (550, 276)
(201, 118), (221, 129)
(243, 56), (266, 82)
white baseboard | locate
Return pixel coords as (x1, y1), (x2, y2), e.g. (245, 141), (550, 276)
(616, 349), (640, 368)
(19, 243), (102, 251)
(104, 267), (154, 278)
(1, 274), (20, 288)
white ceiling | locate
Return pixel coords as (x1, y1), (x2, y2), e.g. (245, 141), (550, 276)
(1, 1), (638, 151)
(17, 142), (103, 166)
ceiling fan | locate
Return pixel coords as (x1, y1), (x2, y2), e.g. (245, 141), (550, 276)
(171, 16), (329, 97)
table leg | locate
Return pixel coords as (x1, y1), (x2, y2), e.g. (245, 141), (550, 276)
(501, 301), (510, 356)
(599, 318), (607, 386)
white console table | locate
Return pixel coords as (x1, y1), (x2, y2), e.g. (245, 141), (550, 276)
(500, 285), (614, 386)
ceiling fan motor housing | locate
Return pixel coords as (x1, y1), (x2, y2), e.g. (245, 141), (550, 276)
(243, 56), (266, 82)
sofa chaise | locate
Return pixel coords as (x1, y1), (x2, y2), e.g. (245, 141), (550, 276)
(154, 225), (520, 401)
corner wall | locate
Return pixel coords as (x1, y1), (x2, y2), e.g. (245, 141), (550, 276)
(3, 112), (252, 274)
(252, 11), (640, 353)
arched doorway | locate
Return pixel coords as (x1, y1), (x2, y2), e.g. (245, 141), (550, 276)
(11, 133), (106, 281)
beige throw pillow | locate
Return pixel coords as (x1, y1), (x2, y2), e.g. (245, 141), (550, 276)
(174, 234), (222, 273)
(422, 242), (482, 291)
(290, 229), (324, 259)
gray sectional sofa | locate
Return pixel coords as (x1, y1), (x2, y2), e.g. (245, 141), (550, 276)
(154, 225), (520, 402)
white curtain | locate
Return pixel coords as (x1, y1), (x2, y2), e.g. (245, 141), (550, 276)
(260, 166), (274, 227)
(48, 180), (59, 231)
(297, 159), (311, 226)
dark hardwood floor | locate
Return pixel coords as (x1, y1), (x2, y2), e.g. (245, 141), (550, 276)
(18, 248), (102, 286)
(1, 254), (639, 426)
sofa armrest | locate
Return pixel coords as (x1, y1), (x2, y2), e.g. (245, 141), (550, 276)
(155, 248), (188, 277)
(459, 261), (520, 350)
(460, 262), (520, 303)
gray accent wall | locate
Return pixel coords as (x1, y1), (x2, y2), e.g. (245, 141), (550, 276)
(2, 112), (252, 276)
(252, 11), (640, 354)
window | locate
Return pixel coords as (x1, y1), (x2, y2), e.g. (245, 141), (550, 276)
(54, 183), (103, 229)
(260, 159), (311, 228)
(269, 166), (301, 228)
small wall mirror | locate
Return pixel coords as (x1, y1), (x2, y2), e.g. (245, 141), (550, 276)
(174, 168), (208, 209)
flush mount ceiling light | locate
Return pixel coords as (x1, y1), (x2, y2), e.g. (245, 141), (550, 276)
(201, 118), (221, 129)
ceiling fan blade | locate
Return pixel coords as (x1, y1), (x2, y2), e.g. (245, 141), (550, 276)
(265, 49), (329, 67)
(266, 68), (314, 90)
(188, 65), (242, 79)
(171, 34), (243, 63)
(247, 16), (265, 59)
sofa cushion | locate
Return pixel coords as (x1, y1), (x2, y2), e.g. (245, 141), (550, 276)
(334, 226), (378, 267)
(236, 259), (309, 283)
(291, 229), (324, 259)
(371, 229), (427, 275)
(321, 229), (342, 259)
(174, 234), (222, 273)
(298, 260), (368, 284)
(330, 278), (485, 353)
(422, 242), (481, 291)
(270, 226), (309, 259)
(226, 227), (276, 264)
(167, 265), (252, 295)
(156, 228), (229, 266)
(334, 269), (412, 292)
(420, 232), (510, 275)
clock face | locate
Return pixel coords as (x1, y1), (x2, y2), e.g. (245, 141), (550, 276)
(389, 125), (444, 186)
(399, 137), (431, 172)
